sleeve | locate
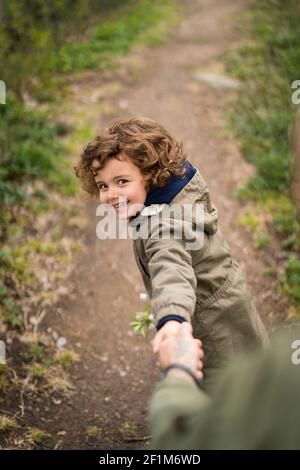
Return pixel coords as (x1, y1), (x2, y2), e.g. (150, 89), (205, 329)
(156, 314), (187, 330)
(149, 377), (211, 450)
(144, 230), (197, 325)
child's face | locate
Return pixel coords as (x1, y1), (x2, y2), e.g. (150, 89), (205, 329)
(92, 156), (147, 219)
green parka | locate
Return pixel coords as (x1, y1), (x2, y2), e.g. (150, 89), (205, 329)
(130, 169), (269, 391)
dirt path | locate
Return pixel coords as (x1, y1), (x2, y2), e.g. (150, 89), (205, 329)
(36, 0), (288, 449)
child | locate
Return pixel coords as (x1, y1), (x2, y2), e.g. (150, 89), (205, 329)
(75, 117), (269, 392)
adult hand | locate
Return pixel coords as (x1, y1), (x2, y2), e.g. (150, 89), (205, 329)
(158, 322), (204, 380)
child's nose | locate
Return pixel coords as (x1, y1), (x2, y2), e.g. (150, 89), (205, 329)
(106, 187), (119, 202)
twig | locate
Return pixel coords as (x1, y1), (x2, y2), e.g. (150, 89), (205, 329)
(19, 375), (31, 418)
(122, 435), (152, 442)
(53, 440), (63, 450)
(0, 408), (13, 415)
(33, 309), (48, 335)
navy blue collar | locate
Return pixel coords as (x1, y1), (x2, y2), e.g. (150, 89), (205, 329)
(144, 161), (196, 206)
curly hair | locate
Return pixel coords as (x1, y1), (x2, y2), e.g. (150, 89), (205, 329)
(74, 117), (187, 196)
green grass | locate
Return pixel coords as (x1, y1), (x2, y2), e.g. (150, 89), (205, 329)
(0, 95), (74, 212)
(225, 0), (300, 310)
(0, 415), (17, 434)
(225, 0), (299, 193)
(57, 0), (180, 73)
(26, 427), (48, 444)
(282, 255), (300, 304)
(0, 0), (180, 334)
(55, 350), (74, 369)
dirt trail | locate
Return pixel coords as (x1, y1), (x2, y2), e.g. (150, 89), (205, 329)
(36, 0), (288, 449)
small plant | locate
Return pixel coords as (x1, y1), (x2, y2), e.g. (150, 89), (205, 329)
(24, 343), (55, 374)
(27, 363), (48, 380)
(55, 350), (74, 368)
(25, 343), (45, 362)
(0, 415), (17, 434)
(131, 304), (154, 337)
(2, 298), (23, 328)
(237, 213), (260, 233)
(120, 421), (137, 439)
(26, 427), (48, 444)
(0, 284), (8, 299)
(252, 232), (271, 250)
(282, 254), (300, 305)
(263, 267), (277, 278)
(87, 425), (102, 439)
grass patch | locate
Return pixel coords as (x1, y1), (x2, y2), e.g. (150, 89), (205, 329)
(57, 0), (180, 73)
(0, 365), (9, 393)
(55, 350), (75, 369)
(0, 415), (17, 434)
(0, 96), (74, 208)
(26, 427), (48, 444)
(282, 255), (300, 304)
(225, 0), (300, 312)
(120, 421), (138, 439)
(87, 425), (102, 439)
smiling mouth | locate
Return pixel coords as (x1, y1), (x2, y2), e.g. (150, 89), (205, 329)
(113, 201), (128, 209)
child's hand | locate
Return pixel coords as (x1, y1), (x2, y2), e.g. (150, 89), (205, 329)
(152, 320), (183, 354)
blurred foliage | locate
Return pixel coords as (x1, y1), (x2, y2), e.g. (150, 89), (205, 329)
(0, 0), (175, 224)
(226, 0), (300, 309)
(0, 0), (174, 95)
(226, 0), (300, 193)
(282, 255), (300, 304)
(0, 95), (72, 204)
(58, 0), (178, 73)
(0, 0), (134, 96)
(0, 0), (179, 332)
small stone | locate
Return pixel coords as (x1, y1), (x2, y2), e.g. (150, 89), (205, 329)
(139, 292), (148, 301)
(58, 286), (69, 296)
(52, 397), (62, 405)
(194, 72), (241, 90)
(56, 337), (67, 348)
(118, 99), (129, 109)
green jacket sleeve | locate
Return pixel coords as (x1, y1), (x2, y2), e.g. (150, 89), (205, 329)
(144, 233), (197, 324)
(149, 377), (211, 450)
(149, 328), (300, 450)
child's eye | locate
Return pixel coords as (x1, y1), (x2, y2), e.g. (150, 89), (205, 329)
(97, 183), (107, 191)
(117, 179), (128, 186)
